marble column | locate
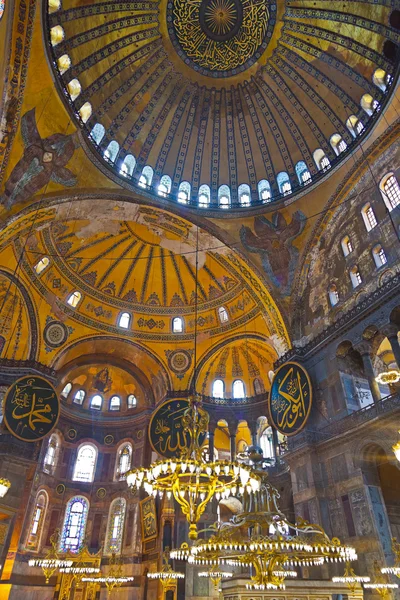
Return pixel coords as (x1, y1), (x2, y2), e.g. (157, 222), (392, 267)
(359, 349), (381, 403)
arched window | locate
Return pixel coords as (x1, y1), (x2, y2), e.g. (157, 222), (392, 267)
(118, 312), (131, 329)
(158, 175), (172, 197)
(115, 443), (132, 480)
(238, 183), (251, 207)
(218, 185), (231, 209)
(218, 306), (229, 323)
(43, 433), (60, 473)
(380, 173), (400, 211)
(172, 317), (184, 333)
(34, 256), (50, 274)
(373, 68), (391, 92)
(253, 378), (264, 395)
(346, 115), (364, 138)
(258, 180), (271, 202)
(277, 172), (291, 196)
(361, 93), (380, 116)
(139, 165), (153, 188)
(67, 79), (81, 101)
(120, 155), (136, 178)
(330, 134), (347, 156)
(90, 394), (102, 410)
(372, 244), (387, 268)
(90, 123), (105, 145)
(198, 184), (210, 208)
(328, 284), (339, 307)
(127, 394), (137, 409)
(73, 445), (97, 482)
(313, 149), (331, 171)
(79, 102), (92, 124)
(60, 496), (89, 553)
(212, 379), (224, 398)
(26, 491), (48, 550)
(341, 235), (353, 257)
(178, 181), (191, 204)
(61, 382), (72, 398)
(233, 379), (245, 399)
(67, 291), (81, 308)
(105, 498), (126, 554)
(57, 54), (71, 75)
(361, 203), (378, 231)
(259, 427), (274, 459)
(349, 266), (362, 288)
(50, 25), (64, 46)
(109, 396), (121, 411)
(103, 141), (119, 163)
(73, 389), (85, 405)
(295, 161), (311, 185)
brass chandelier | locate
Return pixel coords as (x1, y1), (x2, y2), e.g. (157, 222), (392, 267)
(127, 395), (261, 540)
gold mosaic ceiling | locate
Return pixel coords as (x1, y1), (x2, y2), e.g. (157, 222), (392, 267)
(45, 0), (399, 208)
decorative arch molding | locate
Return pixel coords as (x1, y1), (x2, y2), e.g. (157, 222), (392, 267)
(0, 268), (38, 360)
(351, 437), (398, 470)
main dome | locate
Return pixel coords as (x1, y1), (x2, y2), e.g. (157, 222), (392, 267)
(45, 0), (398, 210)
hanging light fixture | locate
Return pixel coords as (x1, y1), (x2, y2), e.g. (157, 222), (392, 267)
(332, 562), (370, 593)
(198, 568), (233, 591)
(82, 553), (134, 597)
(365, 561), (399, 597)
(381, 538), (400, 577)
(28, 530), (73, 583)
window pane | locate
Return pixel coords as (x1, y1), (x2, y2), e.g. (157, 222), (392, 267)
(233, 380), (245, 398)
(212, 379), (224, 398)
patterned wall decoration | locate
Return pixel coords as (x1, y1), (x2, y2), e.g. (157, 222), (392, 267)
(140, 496), (157, 542)
(165, 349), (193, 380)
(43, 319), (71, 350)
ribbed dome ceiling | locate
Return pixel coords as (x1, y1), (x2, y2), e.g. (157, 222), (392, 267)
(45, 0), (399, 209)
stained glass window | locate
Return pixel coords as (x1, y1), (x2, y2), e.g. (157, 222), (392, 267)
(72, 444), (97, 482)
(105, 498), (126, 554)
(26, 491), (48, 549)
(60, 496), (89, 553)
(43, 433), (60, 473)
(115, 443), (132, 480)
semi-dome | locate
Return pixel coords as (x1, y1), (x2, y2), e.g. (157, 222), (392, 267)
(44, 0), (399, 210)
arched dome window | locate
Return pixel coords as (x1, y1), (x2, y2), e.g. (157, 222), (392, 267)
(90, 123), (105, 145)
(50, 25), (64, 45)
(103, 141), (119, 163)
(73, 389), (85, 405)
(79, 102), (92, 124)
(158, 175), (172, 197)
(57, 54), (71, 75)
(60, 496), (89, 552)
(372, 244), (387, 268)
(277, 172), (291, 196)
(373, 68), (392, 91)
(380, 173), (400, 211)
(198, 184), (210, 208)
(120, 155), (136, 178)
(258, 180), (271, 202)
(295, 161), (311, 185)
(67, 78), (81, 101)
(361, 203), (378, 231)
(238, 183), (251, 207)
(361, 93), (380, 116)
(115, 443), (132, 480)
(118, 312), (131, 329)
(212, 379), (224, 398)
(218, 306), (229, 323)
(349, 265), (362, 288)
(105, 498), (126, 554)
(313, 149), (331, 172)
(109, 396), (121, 411)
(172, 317), (184, 333)
(34, 256), (50, 274)
(43, 433), (60, 474)
(178, 181), (191, 204)
(346, 115), (364, 138)
(341, 235), (353, 257)
(67, 291), (81, 308)
(233, 379), (245, 399)
(61, 382), (72, 398)
(26, 491), (48, 550)
(139, 165), (153, 188)
(218, 185), (231, 209)
(127, 394), (137, 409)
(90, 394), (102, 410)
(73, 444), (97, 482)
(328, 283), (339, 307)
(330, 134), (347, 156)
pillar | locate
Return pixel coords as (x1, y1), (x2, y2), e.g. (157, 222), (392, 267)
(359, 349), (381, 403)
(271, 426), (279, 459)
(387, 333), (400, 370)
(230, 433), (236, 461)
(208, 423), (216, 462)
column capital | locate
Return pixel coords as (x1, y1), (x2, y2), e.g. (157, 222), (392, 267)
(381, 323), (399, 339)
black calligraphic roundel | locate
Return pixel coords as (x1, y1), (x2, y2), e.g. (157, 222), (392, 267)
(3, 376), (60, 442)
(269, 362), (312, 437)
(148, 398), (207, 459)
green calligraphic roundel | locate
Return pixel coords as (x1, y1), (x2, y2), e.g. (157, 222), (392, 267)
(149, 398), (207, 459)
(269, 362), (312, 437)
(3, 376), (60, 442)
